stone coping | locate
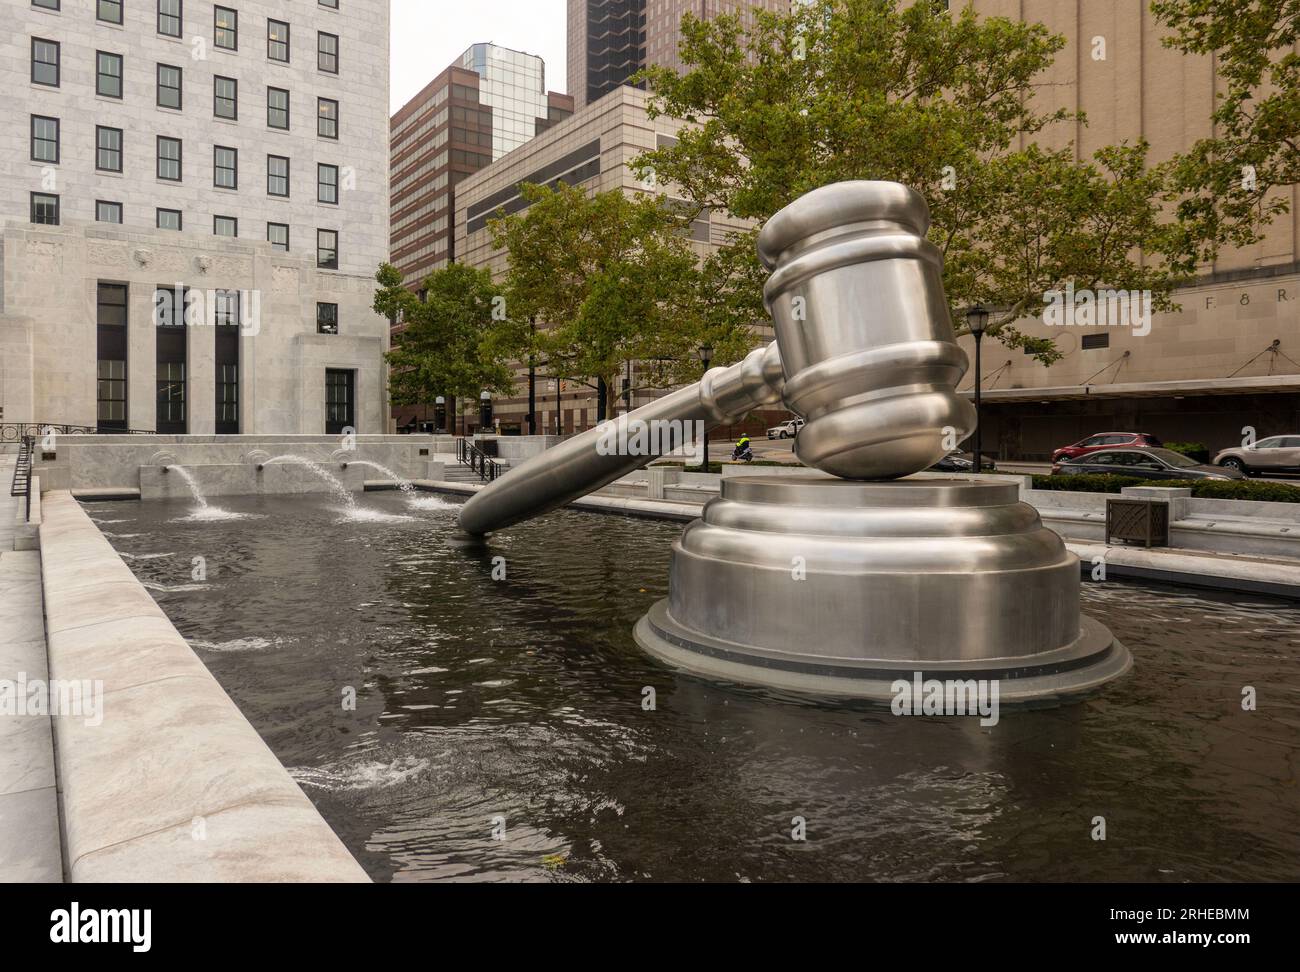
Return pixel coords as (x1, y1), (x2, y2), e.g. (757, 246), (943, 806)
(38, 492), (369, 883)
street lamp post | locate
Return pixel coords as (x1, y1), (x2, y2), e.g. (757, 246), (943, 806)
(698, 343), (713, 471)
(966, 305), (990, 473)
(527, 317), (536, 435)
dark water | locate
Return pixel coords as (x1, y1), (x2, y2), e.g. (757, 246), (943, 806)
(87, 491), (1300, 882)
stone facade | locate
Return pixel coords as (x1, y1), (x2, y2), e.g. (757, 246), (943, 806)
(960, 0), (1300, 458)
(2, 0), (391, 432)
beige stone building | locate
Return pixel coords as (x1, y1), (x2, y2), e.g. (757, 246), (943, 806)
(958, 0), (1300, 459)
(2, 0), (392, 435)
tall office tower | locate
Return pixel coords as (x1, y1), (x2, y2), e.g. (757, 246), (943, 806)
(389, 44), (573, 430)
(1, 0), (393, 434)
(568, 0), (792, 109)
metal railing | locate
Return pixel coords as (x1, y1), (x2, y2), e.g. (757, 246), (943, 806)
(0, 423), (158, 443)
(11, 435), (33, 522)
(456, 438), (504, 482)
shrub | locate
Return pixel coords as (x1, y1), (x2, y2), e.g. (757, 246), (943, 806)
(1032, 474), (1300, 504)
(1032, 474), (1149, 494)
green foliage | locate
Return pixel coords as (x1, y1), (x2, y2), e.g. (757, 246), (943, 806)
(633, 0), (1224, 362)
(1153, 0), (1300, 260)
(490, 183), (753, 414)
(374, 262), (525, 407)
(1032, 474), (1153, 494)
(1033, 474), (1300, 503)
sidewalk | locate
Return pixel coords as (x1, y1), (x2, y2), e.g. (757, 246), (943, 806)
(0, 457), (62, 882)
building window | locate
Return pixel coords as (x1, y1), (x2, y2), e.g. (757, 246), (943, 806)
(156, 361), (186, 432)
(96, 201), (123, 224)
(97, 360), (127, 429)
(157, 208), (182, 230)
(214, 146), (238, 189)
(267, 87), (290, 129)
(214, 76), (237, 119)
(96, 51), (123, 98)
(157, 136), (182, 180)
(96, 126), (123, 172)
(30, 192), (60, 226)
(268, 222), (289, 251)
(325, 369), (354, 434)
(214, 6), (237, 50)
(317, 32), (338, 73)
(214, 215), (238, 237)
(268, 20), (290, 62)
(216, 364), (238, 433)
(317, 229), (338, 269)
(33, 0), (61, 10)
(30, 115), (59, 164)
(1081, 333), (1111, 350)
(97, 0), (123, 24)
(158, 0), (182, 37)
(157, 63), (182, 108)
(317, 97), (338, 139)
(267, 155), (289, 197)
(97, 282), (129, 431)
(317, 302), (339, 334)
(32, 38), (60, 87)
(317, 163), (338, 204)
(319, 0), (338, 8)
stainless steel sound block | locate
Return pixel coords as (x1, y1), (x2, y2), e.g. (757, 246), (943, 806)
(634, 475), (1131, 703)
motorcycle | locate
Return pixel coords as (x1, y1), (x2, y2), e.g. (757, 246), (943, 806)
(731, 444), (754, 463)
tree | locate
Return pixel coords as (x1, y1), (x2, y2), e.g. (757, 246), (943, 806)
(633, 0), (1215, 359)
(1153, 0), (1300, 261)
(373, 262), (525, 413)
(490, 182), (751, 416)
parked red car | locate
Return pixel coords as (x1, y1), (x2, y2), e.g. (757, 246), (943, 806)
(1051, 432), (1163, 464)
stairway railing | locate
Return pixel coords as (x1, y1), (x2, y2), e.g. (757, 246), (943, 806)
(0, 423), (157, 443)
(11, 436), (33, 522)
(456, 438), (503, 483)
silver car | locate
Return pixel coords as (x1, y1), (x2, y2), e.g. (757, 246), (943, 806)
(1215, 436), (1300, 476)
(767, 418), (805, 439)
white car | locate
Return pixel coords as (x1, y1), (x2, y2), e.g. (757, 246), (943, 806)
(767, 419), (805, 440)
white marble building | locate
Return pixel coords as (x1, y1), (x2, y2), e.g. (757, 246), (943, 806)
(1, 0), (391, 433)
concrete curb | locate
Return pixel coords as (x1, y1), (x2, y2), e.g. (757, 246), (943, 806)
(39, 492), (369, 883)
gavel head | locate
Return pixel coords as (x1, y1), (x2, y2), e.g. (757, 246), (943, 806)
(757, 181), (976, 480)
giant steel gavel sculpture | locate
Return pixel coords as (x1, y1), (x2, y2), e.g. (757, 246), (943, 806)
(459, 181), (977, 535)
(460, 180), (1130, 702)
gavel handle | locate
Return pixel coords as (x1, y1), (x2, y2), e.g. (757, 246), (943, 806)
(458, 342), (786, 535)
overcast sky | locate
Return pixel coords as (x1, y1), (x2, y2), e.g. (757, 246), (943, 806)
(390, 0), (569, 114)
